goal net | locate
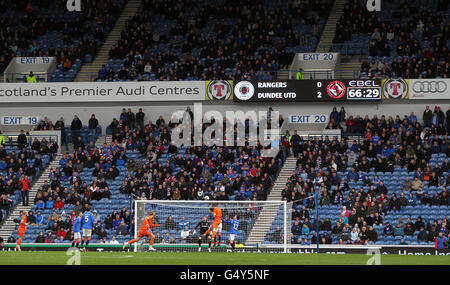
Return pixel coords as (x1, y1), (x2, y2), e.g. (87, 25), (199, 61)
(132, 200), (291, 253)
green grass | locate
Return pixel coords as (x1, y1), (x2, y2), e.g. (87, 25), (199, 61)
(0, 251), (449, 265)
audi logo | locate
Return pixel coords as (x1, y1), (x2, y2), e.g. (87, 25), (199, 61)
(412, 81), (447, 93)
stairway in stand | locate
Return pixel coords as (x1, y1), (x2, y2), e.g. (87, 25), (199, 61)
(75, 0), (142, 82)
(315, 0), (362, 79)
(95, 134), (113, 147)
(337, 55), (362, 79)
(245, 156), (298, 245)
(277, 0), (347, 80)
(315, 0), (347, 53)
(0, 153), (63, 241)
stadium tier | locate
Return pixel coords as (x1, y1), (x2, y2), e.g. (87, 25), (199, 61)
(333, 0), (449, 78)
(97, 0), (332, 81)
(0, 0), (127, 81)
(1, 106), (448, 249)
(0, 142), (53, 224)
(5, 113), (285, 245)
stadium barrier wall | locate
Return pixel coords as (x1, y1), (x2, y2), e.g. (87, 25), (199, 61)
(3, 57), (57, 83)
(0, 131), (62, 153)
(2, 244), (449, 255)
(288, 53), (340, 80)
(0, 101), (447, 136)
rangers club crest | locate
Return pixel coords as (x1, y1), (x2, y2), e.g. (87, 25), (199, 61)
(234, 81), (255, 101)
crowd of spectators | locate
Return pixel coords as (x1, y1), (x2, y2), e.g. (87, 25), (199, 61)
(0, 136), (54, 218)
(28, 114), (131, 241)
(32, 114), (100, 146)
(280, 105), (449, 245)
(333, 0), (449, 78)
(325, 105), (450, 138)
(9, 104), (449, 245)
(99, 0), (332, 81)
(110, 106), (284, 201)
(0, 0), (126, 75)
(28, 206), (130, 244)
(32, 140), (122, 216)
(23, 106), (284, 244)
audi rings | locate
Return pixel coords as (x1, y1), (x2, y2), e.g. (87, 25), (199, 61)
(412, 81), (447, 93)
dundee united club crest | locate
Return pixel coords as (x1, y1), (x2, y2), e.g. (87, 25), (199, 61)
(326, 81), (346, 99)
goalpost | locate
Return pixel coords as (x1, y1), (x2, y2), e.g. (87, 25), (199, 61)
(132, 200), (291, 253)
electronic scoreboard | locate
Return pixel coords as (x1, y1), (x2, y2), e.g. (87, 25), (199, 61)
(233, 79), (382, 102)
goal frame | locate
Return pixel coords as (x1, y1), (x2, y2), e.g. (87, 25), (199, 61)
(133, 200), (289, 253)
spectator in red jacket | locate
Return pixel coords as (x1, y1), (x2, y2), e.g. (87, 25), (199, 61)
(340, 206), (349, 219)
(346, 116), (355, 133)
(281, 137), (290, 154)
(19, 175), (31, 206)
(53, 196), (64, 210)
(423, 48), (433, 60)
(56, 227), (66, 241)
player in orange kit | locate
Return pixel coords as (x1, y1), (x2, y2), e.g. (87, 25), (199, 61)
(123, 211), (160, 251)
(203, 205), (222, 248)
(16, 211), (29, 251)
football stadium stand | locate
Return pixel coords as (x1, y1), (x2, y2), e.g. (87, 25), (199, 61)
(0, 105), (448, 247)
(0, 0), (127, 82)
(97, 0), (333, 82)
(264, 106), (450, 245)
(4, 112), (285, 244)
(333, 0), (449, 78)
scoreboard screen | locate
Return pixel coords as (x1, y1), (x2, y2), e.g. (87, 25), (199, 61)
(233, 79), (382, 102)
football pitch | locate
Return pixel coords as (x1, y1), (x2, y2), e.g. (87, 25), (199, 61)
(0, 251), (449, 265)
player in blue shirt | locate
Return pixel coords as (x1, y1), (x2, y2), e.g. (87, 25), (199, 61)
(71, 212), (82, 248)
(222, 215), (240, 251)
(80, 205), (95, 251)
